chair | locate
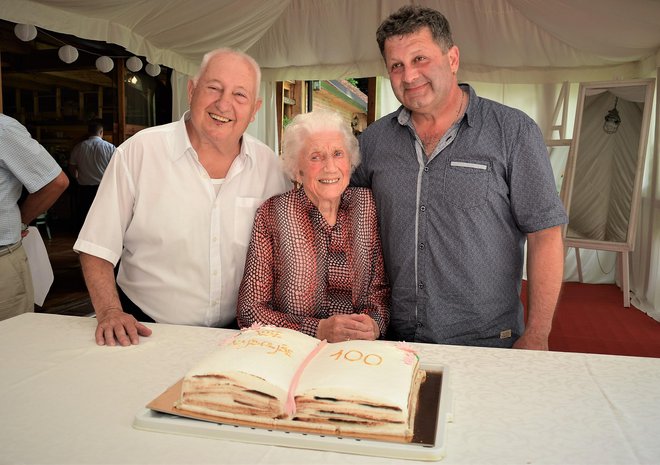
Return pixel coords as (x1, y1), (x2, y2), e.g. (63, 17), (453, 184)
(35, 213), (52, 240)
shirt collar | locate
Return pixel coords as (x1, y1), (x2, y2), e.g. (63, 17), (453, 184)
(396, 83), (474, 129)
(174, 110), (252, 166)
(297, 186), (351, 231)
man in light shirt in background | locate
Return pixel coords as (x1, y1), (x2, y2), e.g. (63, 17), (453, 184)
(68, 119), (115, 228)
(74, 48), (291, 346)
(1, 113), (69, 321)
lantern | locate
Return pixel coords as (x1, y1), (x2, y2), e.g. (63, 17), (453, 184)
(145, 63), (161, 77)
(95, 56), (114, 73)
(14, 24), (37, 41)
(126, 56), (143, 72)
(58, 45), (79, 64)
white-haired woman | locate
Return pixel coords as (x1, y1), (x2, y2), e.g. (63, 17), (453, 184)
(237, 110), (389, 342)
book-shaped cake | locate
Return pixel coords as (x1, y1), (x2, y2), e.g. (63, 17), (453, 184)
(174, 325), (426, 441)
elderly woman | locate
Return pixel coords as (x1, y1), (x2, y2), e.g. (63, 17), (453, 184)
(236, 110), (389, 342)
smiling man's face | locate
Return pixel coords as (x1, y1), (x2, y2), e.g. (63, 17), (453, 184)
(384, 27), (458, 117)
(186, 52), (261, 153)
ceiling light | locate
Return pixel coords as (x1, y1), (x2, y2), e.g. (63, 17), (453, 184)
(95, 56), (114, 73)
(145, 63), (161, 77)
(126, 56), (143, 72)
(603, 97), (621, 134)
(58, 45), (79, 64)
(14, 24), (37, 41)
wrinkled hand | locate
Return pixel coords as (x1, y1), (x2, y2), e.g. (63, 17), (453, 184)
(95, 308), (152, 346)
(316, 314), (380, 343)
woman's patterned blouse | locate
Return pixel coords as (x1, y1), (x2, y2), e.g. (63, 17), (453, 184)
(237, 187), (390, 337)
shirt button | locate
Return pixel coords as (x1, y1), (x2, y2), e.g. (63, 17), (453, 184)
(417, 321), (423, 328)
(420, 205), (426, 212)
(419, 242), (425, 250)
(418, 282), (424, 289)
(424, 167), (429, 172)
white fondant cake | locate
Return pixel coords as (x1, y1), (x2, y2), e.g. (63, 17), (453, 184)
(175, 325), (425, 441)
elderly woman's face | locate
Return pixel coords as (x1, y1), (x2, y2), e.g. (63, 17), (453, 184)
(297, 130), (351, 208)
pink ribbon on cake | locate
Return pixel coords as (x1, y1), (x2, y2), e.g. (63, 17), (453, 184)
(285, 339), (328, 417)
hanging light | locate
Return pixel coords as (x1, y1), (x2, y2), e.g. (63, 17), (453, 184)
(145, 62), (161, 77)
(603, 97), (621, 134)
(95, 56), (114, 73)
(58, 45), (79, 64)
(14, 24), (37, 41)
(126, 56), (143, 72)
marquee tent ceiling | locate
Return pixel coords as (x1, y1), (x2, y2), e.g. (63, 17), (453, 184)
(2, 0), (660, 83)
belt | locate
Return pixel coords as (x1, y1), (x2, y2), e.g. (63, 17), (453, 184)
(0, 241), (22, 257)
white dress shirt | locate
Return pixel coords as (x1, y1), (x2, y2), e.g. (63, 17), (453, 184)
(73, 112), (291, 327)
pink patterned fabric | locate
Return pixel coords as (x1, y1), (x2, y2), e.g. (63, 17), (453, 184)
(237, 187), (390, 337)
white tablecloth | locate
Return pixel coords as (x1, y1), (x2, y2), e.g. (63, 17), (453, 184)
(1, 313), (659, 464)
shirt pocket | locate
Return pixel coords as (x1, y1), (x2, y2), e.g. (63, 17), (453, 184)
(234, 197), (263, 247)
(443, 160), (490, 208)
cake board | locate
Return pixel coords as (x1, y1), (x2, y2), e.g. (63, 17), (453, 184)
(133, 363), (452, 461)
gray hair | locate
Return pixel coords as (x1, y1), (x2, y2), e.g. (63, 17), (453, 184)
(281, 110), (360, 181)
(376, 5), (454, 56)
(192, 48), (262, 97)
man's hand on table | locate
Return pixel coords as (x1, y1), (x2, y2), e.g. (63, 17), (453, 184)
(95, 308), (152, 346)
(512, 329), (549, 350)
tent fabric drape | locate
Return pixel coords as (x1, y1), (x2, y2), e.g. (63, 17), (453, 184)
(1, 0), (660, 321)
(3, 0), (660, 82)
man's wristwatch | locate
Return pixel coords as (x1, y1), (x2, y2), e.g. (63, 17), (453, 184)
(21, 222), (29, 232)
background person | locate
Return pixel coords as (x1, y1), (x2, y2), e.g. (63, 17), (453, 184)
(0, 113), (69, 321)
(74, 48), (291, 346)
(68, 119), (116, 228)
(237, 110), (389, 342)
(352, 6), (567, 349)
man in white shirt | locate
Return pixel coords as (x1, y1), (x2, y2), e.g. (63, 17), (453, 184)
(74, 48), (291, 346)
(68, 120), (115, 228)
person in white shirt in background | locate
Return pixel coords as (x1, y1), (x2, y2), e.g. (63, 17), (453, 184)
(74, 48), (291, 346)
(68, 119), (115, 228)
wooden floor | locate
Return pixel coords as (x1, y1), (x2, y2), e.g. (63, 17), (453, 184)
(35, 227), (660, 358)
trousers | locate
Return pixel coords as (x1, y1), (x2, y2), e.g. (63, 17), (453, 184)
(0, 243), (34, 321)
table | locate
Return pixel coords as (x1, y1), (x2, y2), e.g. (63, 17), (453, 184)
(2, 313), (659, 464)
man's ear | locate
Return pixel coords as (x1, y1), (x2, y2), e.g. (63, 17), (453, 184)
(448, 45), (460, 74)
(187, 80), (195, 106)
(250, 98), (263, 122)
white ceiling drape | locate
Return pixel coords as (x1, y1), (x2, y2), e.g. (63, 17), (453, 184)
(2, 0), (660, 82)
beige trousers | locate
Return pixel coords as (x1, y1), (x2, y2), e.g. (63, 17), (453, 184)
(0, 243), (34, 321)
